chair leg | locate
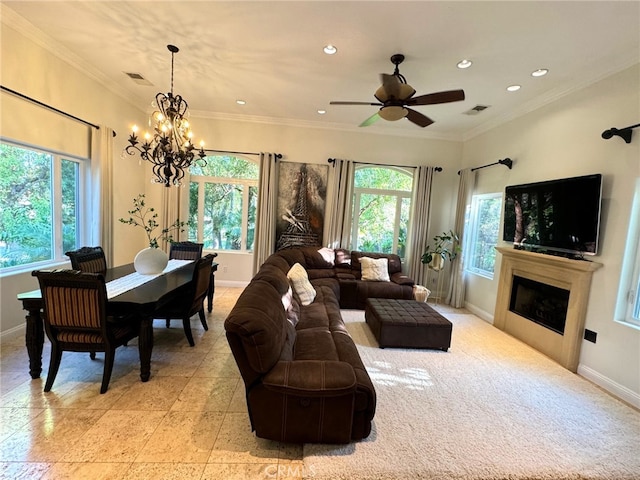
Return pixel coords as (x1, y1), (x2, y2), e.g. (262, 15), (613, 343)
(199, 308), (208, 331)
(182, 317), (195, 347)
(100, 347), (116, 394)
(90, 351), (96, 360)
(44, 344), (63, 392)
(166, 318), (171, 328)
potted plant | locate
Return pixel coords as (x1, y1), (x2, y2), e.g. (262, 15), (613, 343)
(421, 230), (461, 272)
(119, 194), (191, 274)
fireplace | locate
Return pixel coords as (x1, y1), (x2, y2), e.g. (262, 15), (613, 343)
(494, 248), (602, 372)
(509, 276), (570, 335)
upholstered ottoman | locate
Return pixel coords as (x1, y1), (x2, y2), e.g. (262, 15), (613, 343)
(365, 298), (452, 350)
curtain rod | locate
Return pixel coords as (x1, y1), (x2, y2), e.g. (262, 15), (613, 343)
(458, 157), (512, 175)
(204, 149), (282, 158)
(1, 85), (117, 137)
(327, 158), (442, 172)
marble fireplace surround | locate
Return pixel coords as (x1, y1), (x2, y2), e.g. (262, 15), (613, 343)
(494, 247), (602, 372)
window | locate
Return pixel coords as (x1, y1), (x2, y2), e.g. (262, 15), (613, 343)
(615, 178), (640, 328)
(0, 141), (86, 272)
(351, 166), (413, 259)
(189, 155), (259, 252)
(464, 192), (503, 279)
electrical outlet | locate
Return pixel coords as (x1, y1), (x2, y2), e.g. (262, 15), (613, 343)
(223, 266), (228, 273)
(584, 329), (597, 343)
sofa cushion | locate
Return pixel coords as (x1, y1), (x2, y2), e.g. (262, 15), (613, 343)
(360, 256), (390, 282)
(253, 264), (291, 294)
(224, 279), (289, 373)
(262, 254), (291, 274)
(287, 263), (317, 306)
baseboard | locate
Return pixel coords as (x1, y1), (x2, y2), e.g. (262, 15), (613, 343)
(464, 302), (494, 324)
(216, 280), (249, 288)
(0, 323), (25, 344)
(577, 364), (640, 410)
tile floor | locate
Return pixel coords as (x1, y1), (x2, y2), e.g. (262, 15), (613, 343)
(0, 287), (305, 480)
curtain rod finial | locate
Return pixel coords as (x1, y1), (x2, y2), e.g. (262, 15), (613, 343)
(499, 158), (513, 169)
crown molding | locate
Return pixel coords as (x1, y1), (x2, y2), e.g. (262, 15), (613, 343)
(191, 109), (463, 142)
(2, 4), (141, 109)
(462, 56), (640, 142)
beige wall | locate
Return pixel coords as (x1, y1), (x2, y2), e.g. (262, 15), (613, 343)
(462, 64), (640, 403)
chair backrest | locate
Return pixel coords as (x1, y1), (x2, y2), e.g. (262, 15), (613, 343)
(188, 254), (215, 313)
(169, 241), (204, 260)
(32, 269), (107, 335)
(65, 246), (107, 273)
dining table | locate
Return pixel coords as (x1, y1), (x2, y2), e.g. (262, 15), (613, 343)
(16, 260), (197, 384)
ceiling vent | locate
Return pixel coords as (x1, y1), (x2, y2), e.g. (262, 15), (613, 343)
(464, 104), (490, 115)
(124, 72), (153, 86)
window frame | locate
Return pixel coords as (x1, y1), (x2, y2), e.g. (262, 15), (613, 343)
(614, 178), (640, 330)
(464, 192), (503, 280)
(188, 154), (258, 253)
(0, 139), (89, 275)
(350, 165), (413, 259)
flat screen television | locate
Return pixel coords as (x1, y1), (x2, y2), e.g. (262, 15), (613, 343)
(503, 173), (603, 257)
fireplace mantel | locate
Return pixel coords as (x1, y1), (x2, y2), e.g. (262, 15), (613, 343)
(494, 247), (602, 372)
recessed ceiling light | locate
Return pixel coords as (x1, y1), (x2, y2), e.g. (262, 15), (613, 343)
(317, 109), (326, 115)
(236, 99), (246, 105)
(531, 68), (549, 77)
(323, 45), (337, 55)
(457, 59), (472, 69)
(506, 85), (521, 92)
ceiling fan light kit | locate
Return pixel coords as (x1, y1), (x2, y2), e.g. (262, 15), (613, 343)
(330, 53), (465, 128)
(379, 106), (408, 121)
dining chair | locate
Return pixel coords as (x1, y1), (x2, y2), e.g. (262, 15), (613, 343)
(155, 254), (215, 346)
(169, 241), (203, 260)
(32, 269), (141, 394)
(65, 246), (107, 273)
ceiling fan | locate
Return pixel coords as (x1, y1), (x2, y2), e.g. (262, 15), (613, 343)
(330, 54), (465, 128)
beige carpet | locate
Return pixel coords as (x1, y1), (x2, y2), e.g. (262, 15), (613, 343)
(303, 308), (640, 480)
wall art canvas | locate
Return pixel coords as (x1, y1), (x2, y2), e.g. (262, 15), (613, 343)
(276, 162), (328, 250)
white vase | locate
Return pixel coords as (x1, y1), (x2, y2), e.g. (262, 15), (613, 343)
(429, 255), (445, 272)
(134, 247), (168, 275)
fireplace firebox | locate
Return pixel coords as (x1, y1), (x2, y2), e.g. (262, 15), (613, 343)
(509, 276), (570, 335)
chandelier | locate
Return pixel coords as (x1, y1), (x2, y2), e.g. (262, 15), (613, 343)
(125, 45), (206, 187)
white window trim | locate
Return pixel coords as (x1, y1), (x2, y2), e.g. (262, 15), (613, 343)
(0, 140), (89, 276)
(614, 178), (640, 330)
(350, 166), (413, 258)
(189, 156), (258, 253)
(464, 192), (503, 280)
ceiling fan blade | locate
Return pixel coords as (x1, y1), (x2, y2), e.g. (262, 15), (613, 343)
(359, 112), (381, 127)
(407, 89), (465, 106)
(406, 108), (434, 128)
(330, 101), (383, 106)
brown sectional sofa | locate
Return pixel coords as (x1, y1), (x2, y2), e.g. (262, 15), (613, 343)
(224, 246), (415, 443)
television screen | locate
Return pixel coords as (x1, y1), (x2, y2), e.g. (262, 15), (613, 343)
(503, 173), (603, 256)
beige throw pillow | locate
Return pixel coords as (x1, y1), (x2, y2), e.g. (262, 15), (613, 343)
(360, 256), (390, 282)
(287, 263), (316, 306)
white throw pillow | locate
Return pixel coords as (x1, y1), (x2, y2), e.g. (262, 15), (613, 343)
(360, 257), (390, 282)
(287, 263), (316, 306)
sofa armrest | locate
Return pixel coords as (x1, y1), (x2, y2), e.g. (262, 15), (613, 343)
(262, 360), (357, 397)
(390, 272), (414, 286)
